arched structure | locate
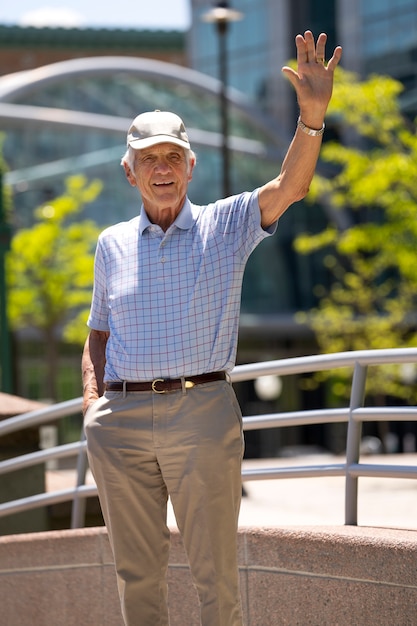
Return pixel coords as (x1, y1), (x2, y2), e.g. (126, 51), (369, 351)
(0, 55), (289, 218)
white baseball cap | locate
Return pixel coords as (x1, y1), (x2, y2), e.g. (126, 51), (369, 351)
(127, 110), (191, 150)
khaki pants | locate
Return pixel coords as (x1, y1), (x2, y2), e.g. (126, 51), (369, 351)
(84, 380), (244, 626)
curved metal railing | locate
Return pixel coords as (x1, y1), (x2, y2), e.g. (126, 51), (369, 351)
(1, 348), (416, 529)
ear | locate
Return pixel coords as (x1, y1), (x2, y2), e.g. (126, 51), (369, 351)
(123, 161), (137, 187)
(188, 156), (196, 183)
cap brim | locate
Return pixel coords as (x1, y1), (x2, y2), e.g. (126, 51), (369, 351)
(128, 135), (190, 150)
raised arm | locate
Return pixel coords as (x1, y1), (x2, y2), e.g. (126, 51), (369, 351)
(259, 31), (342, 227)
(81, 329), (109, 415)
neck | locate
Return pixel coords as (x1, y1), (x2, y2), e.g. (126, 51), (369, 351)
(143, 198), (185, 232)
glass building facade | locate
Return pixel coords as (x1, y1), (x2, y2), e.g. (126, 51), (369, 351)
(359, 0), (417, 117)
(190, 0), (270, 106)
(361, 0), (417, 59)
(191, 0), (417, 117)
(189, 0), (337, 117)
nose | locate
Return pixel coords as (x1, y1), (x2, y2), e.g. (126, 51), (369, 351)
(154, 157), (171, 173)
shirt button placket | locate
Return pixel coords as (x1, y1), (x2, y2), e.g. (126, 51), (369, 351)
(157, 238), (167, 280)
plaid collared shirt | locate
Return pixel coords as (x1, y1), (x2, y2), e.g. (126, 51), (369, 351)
(87, 189), (275, 381)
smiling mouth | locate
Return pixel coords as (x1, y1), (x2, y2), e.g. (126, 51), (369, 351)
(154, 181), (173, 187)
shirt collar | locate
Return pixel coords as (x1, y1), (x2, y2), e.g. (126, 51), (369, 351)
(138, 197), (194, 235)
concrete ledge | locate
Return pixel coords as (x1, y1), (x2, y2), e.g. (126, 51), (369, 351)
(0, 525), (416, 625)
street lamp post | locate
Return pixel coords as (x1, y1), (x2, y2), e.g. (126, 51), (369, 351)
(202, 2), (243, 198)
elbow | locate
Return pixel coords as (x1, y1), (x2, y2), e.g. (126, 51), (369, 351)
(287, 184), (309, 206)
(280, 174), (311, 205)
(294, 182), (310, 202)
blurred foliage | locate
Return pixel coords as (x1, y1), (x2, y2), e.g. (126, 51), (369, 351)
(294, 67), (417, 403)
(6, 175), (102, 399)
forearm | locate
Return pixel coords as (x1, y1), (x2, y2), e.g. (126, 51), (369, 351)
(259, 121), (323, 227)
(279, 119), (324, 195)
(81, 329), (109, 414)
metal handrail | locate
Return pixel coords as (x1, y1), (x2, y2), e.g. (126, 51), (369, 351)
(0, 440), (84, 474)
(1, 348), (416, 529)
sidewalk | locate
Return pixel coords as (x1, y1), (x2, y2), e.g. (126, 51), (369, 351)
(237, 453), (417, 530)
(46, 452), (417, 531)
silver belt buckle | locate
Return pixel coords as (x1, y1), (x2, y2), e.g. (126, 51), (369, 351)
(151, 378), (166, 393)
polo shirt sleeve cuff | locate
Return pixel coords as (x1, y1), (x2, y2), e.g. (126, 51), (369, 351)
(87, 319), (110, 332)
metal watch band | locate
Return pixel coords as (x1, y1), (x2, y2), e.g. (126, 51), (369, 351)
(297, 116), (325, 137)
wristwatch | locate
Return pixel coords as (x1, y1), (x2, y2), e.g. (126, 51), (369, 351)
(297, 116), (325, 137)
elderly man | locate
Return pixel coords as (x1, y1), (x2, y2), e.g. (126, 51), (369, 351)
(82, 31), (341, 626)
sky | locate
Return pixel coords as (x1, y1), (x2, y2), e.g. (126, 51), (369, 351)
(0, 0), (191, 30)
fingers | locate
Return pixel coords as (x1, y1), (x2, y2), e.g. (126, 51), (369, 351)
(295, 30), (324, 64)
(294, 33), (308, 65)
(295, 30), (342, 69)
(304, 30), (323, 64)
(315, 32), (327, 64)
(327, 46), (343, 71)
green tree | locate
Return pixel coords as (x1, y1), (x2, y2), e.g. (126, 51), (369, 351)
(6, 175), (102, 400)
(295, 68), (417, 403)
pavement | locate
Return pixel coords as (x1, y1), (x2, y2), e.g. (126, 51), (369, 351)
(46, 452), (417, 532)
(237, 453), (417, 531)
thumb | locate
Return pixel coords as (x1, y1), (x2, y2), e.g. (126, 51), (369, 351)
(282, 66), (299, 90)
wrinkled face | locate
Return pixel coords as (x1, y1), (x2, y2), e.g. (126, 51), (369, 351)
(125, 142), (194, 218)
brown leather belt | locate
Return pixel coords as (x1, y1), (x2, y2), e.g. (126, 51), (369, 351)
(105, 371), (227, 394)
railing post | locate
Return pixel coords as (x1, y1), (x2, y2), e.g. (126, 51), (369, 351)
(70, 429), (88, 529)
(345, 362), (367, 525)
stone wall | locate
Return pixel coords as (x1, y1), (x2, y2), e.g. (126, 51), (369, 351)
(0, 525), (416, 625)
